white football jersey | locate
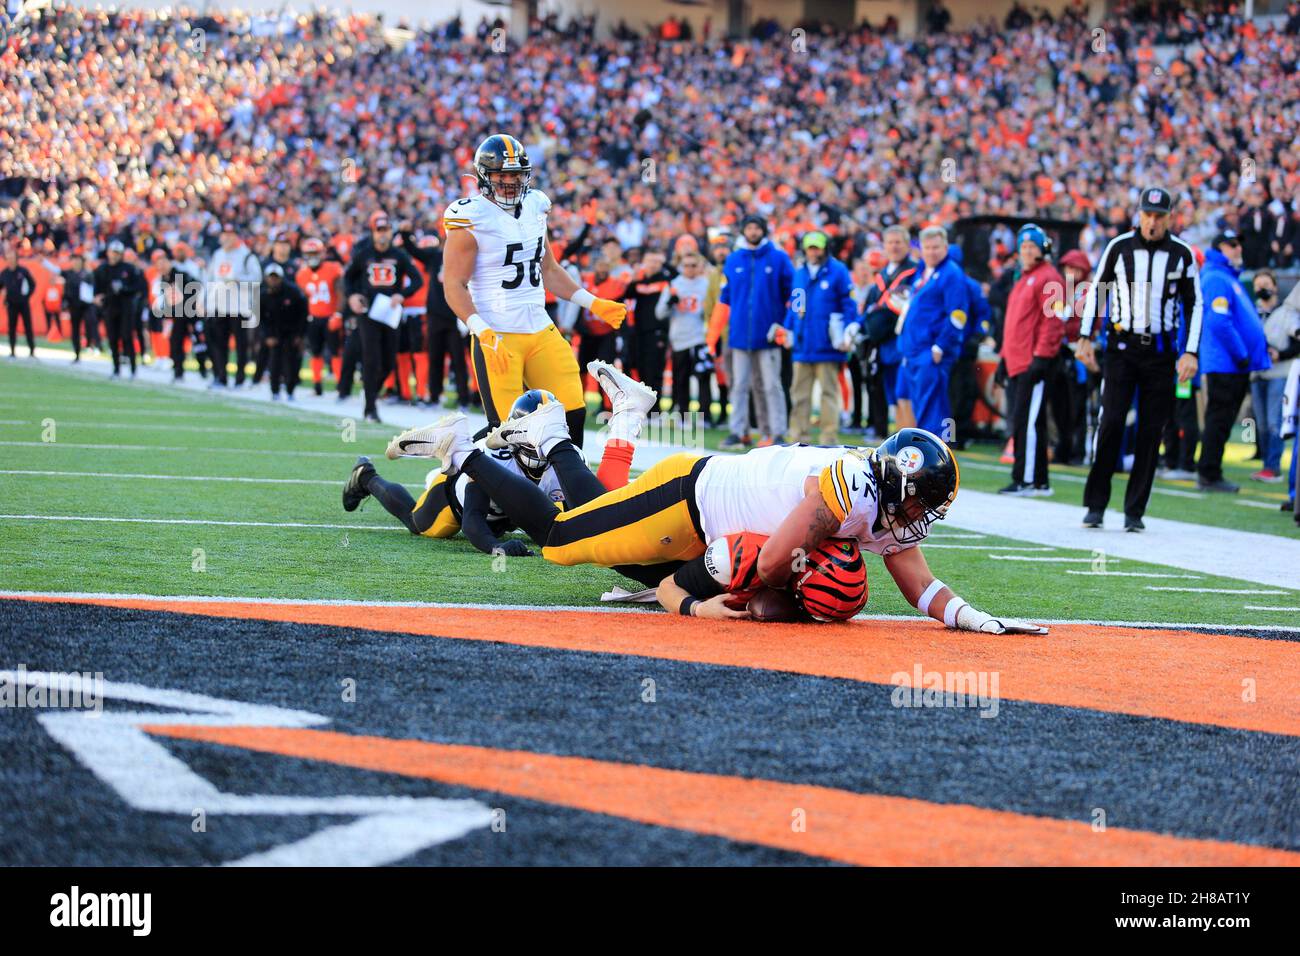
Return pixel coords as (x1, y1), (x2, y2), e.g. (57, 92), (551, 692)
(693, 444), (921, 557)
(443, 190), (553, 334)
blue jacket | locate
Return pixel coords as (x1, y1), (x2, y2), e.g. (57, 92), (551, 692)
(783, 256), (855, 363)
(1198, 249), (1271, 375)
(946, 245), (990, 342)
(897, 255), (968, 361)
(720, 240), (795, 351)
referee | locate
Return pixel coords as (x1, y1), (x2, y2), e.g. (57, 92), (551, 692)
(1076, 187), (1202, 532)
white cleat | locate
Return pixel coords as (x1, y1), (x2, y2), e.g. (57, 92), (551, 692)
(588, 359), (658, 419)
(486, 398), (569, 458)
(385, 413), (471, 471)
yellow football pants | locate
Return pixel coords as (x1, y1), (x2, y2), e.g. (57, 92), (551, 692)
(471, 323), (583, 424)
(543, 453), (710, 567)
(412, 474), (461, 539)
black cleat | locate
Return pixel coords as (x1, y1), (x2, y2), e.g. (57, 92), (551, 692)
(342, 456), (376, 512)
(1124, 515), (1145, 533)
(314, 381), (323, 396)
(1082, 510), (1103, 529)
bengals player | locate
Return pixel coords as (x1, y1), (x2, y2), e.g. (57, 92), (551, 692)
(442, 133), (627, 445)
(297, 238), (345, 396)
(343, 211), (423, 422)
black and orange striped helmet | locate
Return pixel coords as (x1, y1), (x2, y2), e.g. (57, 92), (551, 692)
(794, 538), (868, 622)
(474, 133), (532, 208)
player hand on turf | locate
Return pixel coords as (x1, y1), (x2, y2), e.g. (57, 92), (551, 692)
(978, 617), (1049, 635)
(693, 593), (751, 621)
(497, 539), (533, 557)
(591, 297), (626, 330)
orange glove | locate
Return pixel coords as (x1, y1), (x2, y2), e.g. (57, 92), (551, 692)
(591, 297), (627, 330)
(327, 312), (343, 332)
(476, 329), (510, 376)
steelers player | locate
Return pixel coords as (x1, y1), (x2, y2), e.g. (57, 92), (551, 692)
(442, 133), (627, 445)
(390, 406), (1049, 632)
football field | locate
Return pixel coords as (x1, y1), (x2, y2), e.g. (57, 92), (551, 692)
(2, 357), (1298, 866)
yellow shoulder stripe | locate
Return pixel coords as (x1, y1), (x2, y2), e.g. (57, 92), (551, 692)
(818, 462), (851, 523)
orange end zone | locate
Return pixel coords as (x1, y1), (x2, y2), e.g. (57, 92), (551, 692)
(17, 595), (1300, 736)
(144, 724), (1300, 867)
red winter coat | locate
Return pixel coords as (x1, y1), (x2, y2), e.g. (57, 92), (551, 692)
(1001, 260), (1066, 378)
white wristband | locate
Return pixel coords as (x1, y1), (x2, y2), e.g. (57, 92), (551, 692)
(943, 599), (970, 629)
(466, 313), (490, 337)
(917, 579), (946, 616)
(955, 603), (995, 631)
(571, 288), (596, 310)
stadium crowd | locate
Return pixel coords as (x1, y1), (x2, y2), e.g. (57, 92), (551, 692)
(1, 0), (1297, 525)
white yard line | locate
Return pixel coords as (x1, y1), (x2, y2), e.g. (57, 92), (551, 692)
(1145, 586), (1289, 595)
(0, 514), (403, 531)
(2, 590), (1296, 633)
(987, 555), (1121, 563)
(0, 440), (374, 459)
(1243, 605), (1300, 612)
(1065, 571), (1204, 579)
(920, 544), (1055, 551)
(0, 468), (421, 488)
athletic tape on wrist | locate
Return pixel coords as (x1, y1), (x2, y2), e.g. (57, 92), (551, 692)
(917, 579), (946, 615)
(571, 288), (596, 310)
(943, 599), (969, 629)
(679, 596), (699, 617)
(466, 313), (489, 337)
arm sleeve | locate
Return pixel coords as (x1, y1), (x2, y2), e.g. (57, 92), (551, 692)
(398, 249), (424, 296)
(672, 554), (726, 599)
(1080, 239), (1120, 338)
(1180, 255), (1204, 354)
(459, 484), (506, 555)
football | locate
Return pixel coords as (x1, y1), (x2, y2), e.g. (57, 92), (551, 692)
(746, 586), (800, 623)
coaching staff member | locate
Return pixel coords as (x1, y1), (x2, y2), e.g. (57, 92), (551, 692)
(345, 211), (423, 423)
(1076, 187), (1202, 531)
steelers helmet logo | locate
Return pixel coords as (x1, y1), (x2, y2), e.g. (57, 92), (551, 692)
(896, 445), (925, 475)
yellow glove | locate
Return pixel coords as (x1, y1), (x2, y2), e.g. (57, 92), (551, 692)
(477, 329), (510, 376)
(591, 297), (627, 330)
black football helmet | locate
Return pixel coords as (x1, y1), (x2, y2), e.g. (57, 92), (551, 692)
(871, 428), (959, 545)
(506, 389), (558, 480)
(474, 133), (532, 208)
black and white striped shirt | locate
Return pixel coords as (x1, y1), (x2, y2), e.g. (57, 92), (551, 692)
(1079, 230), (1203, 353)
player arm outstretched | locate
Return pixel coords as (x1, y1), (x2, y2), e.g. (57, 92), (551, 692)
(460, 483), (533, 557)
(884, 546), (1047, 634)
(656, 565), (750, 620)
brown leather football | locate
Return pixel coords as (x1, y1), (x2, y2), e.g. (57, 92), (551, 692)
(746, 587), (800, 623)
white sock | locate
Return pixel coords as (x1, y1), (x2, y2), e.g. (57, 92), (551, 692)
(607, 412), (644, 445)
(448, 438), (475, 470)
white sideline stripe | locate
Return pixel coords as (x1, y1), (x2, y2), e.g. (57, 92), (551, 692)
(4, 590), (1297, 633)
(1243, 605), (1300, 612)
(945, 488), (1300, 589)
(1145, 587), (1289, 595)
(1065, 571), (1205, 579)
(922, 544), (1055, 551)
(1236, 499), (1288, 510)
(0, 440), (374, 460)
(927, 532), (987, 539)
(0, 419), (386, 437)
(0, 468), (422, 489)
(987, 555), (1121, 563)
(0, 514), (404, 531)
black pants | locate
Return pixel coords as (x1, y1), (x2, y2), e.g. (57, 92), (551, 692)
(68, 306), (91, 358)
(428, 321), (470, 405)
(251, 328), (272, 385)
(1044, 354), (1081, 464)
(6, 301), (34, 355)
(635, 331), (667, 397)
(1083, 345), (1176, 518)
(577, 331), (617, 407)
(337, 323), (362, 398)
(207, 315), (251, 385)
(268, 336), (303, 396)
(460, 441), (681, 588)
(864, 350), (889, 436)
(1009, 369), (1050, 487)
(103, 306), (136, 374)
(360, 316), (397, 417)
(1161, 388), (1199, 471)
(948, 345), (979, 446)
(1198, 372), (1250, 484)
(847, 356), (865, 429)
(169, 318), (190, 379)
(670, 347), (712, 420)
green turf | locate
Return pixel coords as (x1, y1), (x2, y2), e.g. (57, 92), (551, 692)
(0, 361), (1295, 627)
